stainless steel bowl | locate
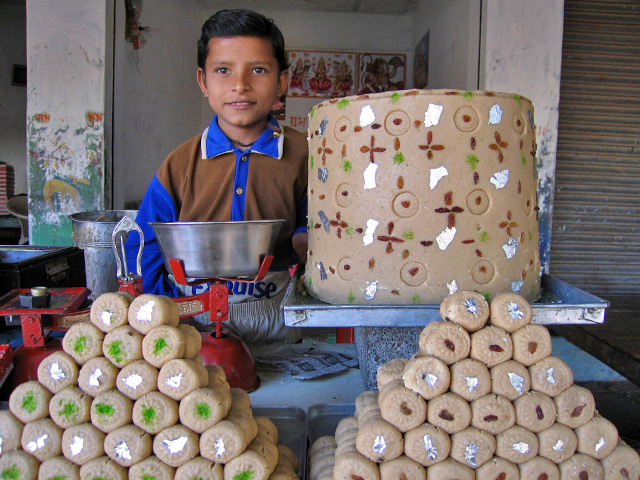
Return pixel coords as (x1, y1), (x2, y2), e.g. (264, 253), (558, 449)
(149, 220), (285, 279)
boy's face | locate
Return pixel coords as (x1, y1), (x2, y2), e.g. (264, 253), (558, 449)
(197, 36), (289, 141)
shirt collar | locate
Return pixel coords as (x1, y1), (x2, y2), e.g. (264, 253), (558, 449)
(201, 114), (284, 160)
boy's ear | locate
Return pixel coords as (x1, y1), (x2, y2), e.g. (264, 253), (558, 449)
(197, 68), (208, 97)
(277, 69), (289, 97)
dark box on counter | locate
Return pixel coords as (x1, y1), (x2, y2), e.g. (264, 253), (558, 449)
(0, 246), (86, 298)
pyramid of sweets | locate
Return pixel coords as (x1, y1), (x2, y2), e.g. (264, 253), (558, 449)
(0, 292), (300, 480)
(309, 291), (640, 480)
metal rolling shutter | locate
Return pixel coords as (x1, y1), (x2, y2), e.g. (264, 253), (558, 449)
(550, 0), (640, 296)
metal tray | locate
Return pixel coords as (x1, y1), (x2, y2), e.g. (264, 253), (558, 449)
(253, 405), (307, 478)
(306, 404), (355, 480)
(283, 270), (609, 327)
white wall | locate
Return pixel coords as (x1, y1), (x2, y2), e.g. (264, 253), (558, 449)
(0, 4), (27, 195)
(411, 0), (481, 90)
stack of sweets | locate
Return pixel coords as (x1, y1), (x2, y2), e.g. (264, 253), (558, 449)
(0, 291), (300, 480)
(309, 291), (640, 480)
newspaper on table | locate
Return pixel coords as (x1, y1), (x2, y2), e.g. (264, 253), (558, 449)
(252, 343), (358, 380)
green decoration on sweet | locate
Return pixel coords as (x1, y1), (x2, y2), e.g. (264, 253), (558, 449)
(412, 294), (421, 304)
(142, 405), (157, 425)
(60, 400), (79, 419)
(233, 470), (254, 480)
(48, 476), (67, 480)
(73, 336), (88, 353)
(345, 226), (354, 237)
(521, 152), (527, 165)
(337, 98), (350, 109)
(348, 292), (355, 304)
(341, 159), (353, 172)
(478, 228), (490, 243)
(390, 92), (401, 103)
(195, 402), (211, 419)
(22, 391), (37, 413)
(529, 229), (534, 241)
(153, 338), (168, 356)
(310, 155), (314, 169)
(514, 94), (523, 104)
(91, 477), (108, 480)
(463, 91), (474, 100)
(466, 155), (479, 170)
(307, 277), (312, 287)
(94, 403), (115, 417)
(393, 152), (405, 165)
(482, 292), (491, 302)
(142, 475), (156, 480)
(310, 107), (315, 119)
(107, 340), (125, 363)
(402, 231), (414, 240)
(1, 467), (21, 480)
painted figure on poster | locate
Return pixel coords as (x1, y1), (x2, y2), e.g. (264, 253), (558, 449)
(331, 60), (353, 97)
(360, 55), (405, 94)
(289, 57), (311, 95)
(309, 56), (332, 94)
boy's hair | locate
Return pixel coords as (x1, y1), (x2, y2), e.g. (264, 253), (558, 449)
(198, 9), (289, 73)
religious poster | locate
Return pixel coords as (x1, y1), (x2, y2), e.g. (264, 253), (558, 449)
(414, 31), (430, 89)
(287, 50), (357, 98)
(357, 53), (406, 94)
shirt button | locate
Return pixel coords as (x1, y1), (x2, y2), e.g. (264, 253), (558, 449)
(241, 154), (248, 162)
(235, 187), (244, 195)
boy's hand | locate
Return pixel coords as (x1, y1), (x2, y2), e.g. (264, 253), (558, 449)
(292, 232), (308, 264)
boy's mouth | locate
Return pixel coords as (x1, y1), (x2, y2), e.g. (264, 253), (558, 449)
(228, 101), (255, 107)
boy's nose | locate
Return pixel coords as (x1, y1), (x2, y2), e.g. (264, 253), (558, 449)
(231, 73), (249, 92)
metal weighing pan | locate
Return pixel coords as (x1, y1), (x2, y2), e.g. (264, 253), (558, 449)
(283, 270), (609, 327)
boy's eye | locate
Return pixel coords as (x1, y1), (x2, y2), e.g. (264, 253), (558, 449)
(253, 67), (266, 73)
(215, 67), (229, 74)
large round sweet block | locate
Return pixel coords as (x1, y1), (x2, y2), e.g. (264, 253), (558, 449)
(305, 89), (541, 305)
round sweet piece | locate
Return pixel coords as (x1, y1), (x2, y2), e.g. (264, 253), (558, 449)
(470, 325), (513, 368)
(199, 418), (252, 464)
(518, 455), (560, 480)
(9, 380), (52, 423)
(21, 417), (63, 462)
(0, 449), (41, 480)
(175, 457), (223, 480)
(449, 358), (492, 402)
(128, 294), (179, 334)
(376, 357), (408, 391)
(489, 292), (533, 333)
(102, 325), (143, 368)
(513, 390), (557, 433)
(116, 359), (159, 400)
(104, 424), (152, 467)
(78, 456), (127, 480)
(601, 444), (640, 480)
(557, 453), (604, 480)
(179, 387), (232, 434)
(379, 379), (427, 433)
(537, 423), (578, 464)
(0, 410), (25, 454)
(333, 451), (380, 480)
(403, 423), (451, 467)
(419, 321), (471, 365)
(450, 426), (497, 469)
(426, 392), (471, 434)
(153, 424), (200, 468)
(574, 415), (619, 460)
(528, 355), (573, 397)
(475, 456), (519, 480)
(142, 325), (186, 368)
(157, 358), (203, 401)
(355, 415), (403, 463)
(62, 322), (104, 365)
(49, 386), (92, 429)
(90, 292), (131, 333)
(470, 393), (516, 435)
(90, 389), (133, 433)
(511, 324), (552, 366)
(439, 291), (490, 332)
(378, 455), (425, 480)
(37, 351), (79, 394)
(77, 356), (118, 397)
(554, 384), (596, 428)
(425, 457), (475, 480)
(61, 422), (106, 465)
(490, 360), (531, 401)
(38, 456), (80, 480)
(178, 324), (203, 359)
(402, 354), (450, 400)
(128, 455), (175, 480)
(132, 391), (179, 434)
(277, 444), (299, 473)
(495, 425), (539, 464)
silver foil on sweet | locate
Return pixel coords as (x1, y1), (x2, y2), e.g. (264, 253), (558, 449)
(512, 442), (530, 454)
(163, 436), (189, 454)
(0, 436), (3, 454)
(363, 219), (378, 246)
(447, 280), (458, 295)
(465, 376), (479, 393)
(508, 372), (525, 395)
(318, 117), (328, 137)
(511, 280), (524, 293)
(363, 163), (378, 189)
(89, 368), (103, 387)
(373, 435), (387, 454)
(528, 110), (535, 131)
(365, 282), (378, 301)
(100, 310), (114, 326)
(553, 440), (565, 452)
(214, 436), (226, 457)
(465, 442), (479, 467)
(595, 437), (606, 453)
(489, 104), (503, 124)
(26, 434), (48, 452)
(50, 362), (66, 380)
(424, 103), (444, 127)
(423, 372), (438, 387)
(490, 169), (509, 189)
(437, 227), (456, 250)
(464, 298), (478, 314)
(70, 436), (84, 456)
(430, 166), (448, 190)
(123, 374), (143, 390)
(318, 167), (328, 183)
(166, 372), (183, 389)
(502, 237), (518, 259)
(317, 210), (330, 233)
(360, 105), (375, 127)
(423, 435), (438, 460)
(546, 367), (556, 385)
(318, 262), (327, 281)
(507, 302), (525, 320)
(137, 301), (156, 322)
(115, 439), (132, 460)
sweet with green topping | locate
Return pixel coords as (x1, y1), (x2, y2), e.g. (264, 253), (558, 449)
(21, 392), (37, 413)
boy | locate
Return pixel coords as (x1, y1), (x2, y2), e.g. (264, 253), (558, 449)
(125, 9), (308, 343)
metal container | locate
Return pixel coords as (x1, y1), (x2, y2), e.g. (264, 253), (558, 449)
(69, 210), (138, 299)
(150, 220), (284, 279)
